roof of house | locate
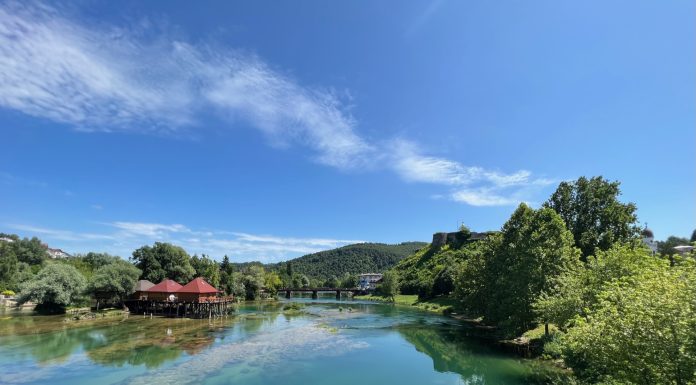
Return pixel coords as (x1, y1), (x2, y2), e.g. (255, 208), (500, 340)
(148, 279), (184, 293)
(133, 279), (155, 292)
(177, 277), (219, 294)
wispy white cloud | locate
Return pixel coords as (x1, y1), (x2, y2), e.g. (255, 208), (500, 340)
(8, 224), (115, 242)
(390, 139), (554, 206)
(4, 222), (362, 262)
(0, 2), (555, 206)
(0, 2), (369, 168)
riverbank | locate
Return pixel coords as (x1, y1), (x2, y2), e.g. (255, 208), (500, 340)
(353, 294), (459, 315)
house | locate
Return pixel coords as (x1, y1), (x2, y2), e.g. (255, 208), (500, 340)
(176, 277), (220, 302)
(358, 273), (383, 291)
(147, 279), (183, 301)
(132, 280), (155, 300)
(47, 247), (71, 259)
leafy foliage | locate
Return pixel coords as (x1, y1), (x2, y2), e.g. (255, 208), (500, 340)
(378, 270), (399, 300)
(17, 263), (87, 312)
(268, 242), (426, 282)
(131, 242), (196, 284)
(191, 254), (221, 287)
(560, 255), (696, 385)
(544, 176), (639, 260)
(455, 204), (581, 337)
(87, 260), (141, 304)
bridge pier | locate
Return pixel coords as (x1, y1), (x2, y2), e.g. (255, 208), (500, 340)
(311, 290), (318, 299)
(285, 290), (291, 299)
(336, 290), (341, 300)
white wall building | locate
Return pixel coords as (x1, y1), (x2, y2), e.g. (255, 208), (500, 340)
(358, 273), (383, 290)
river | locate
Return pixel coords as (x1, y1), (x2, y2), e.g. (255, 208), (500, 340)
(0, 298), (561, 385)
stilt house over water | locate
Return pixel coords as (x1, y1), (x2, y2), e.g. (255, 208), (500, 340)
(147, 279), (183, 301)
(177, 277), (221, 302)
(132, 280), (155, 300)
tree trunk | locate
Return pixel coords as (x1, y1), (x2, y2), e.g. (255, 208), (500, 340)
(544, 323), (549, 337)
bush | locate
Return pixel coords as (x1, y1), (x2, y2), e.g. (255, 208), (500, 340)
(1, 289), (15, 296)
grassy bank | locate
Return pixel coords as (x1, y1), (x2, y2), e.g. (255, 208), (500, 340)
(354, 294), (459, 315)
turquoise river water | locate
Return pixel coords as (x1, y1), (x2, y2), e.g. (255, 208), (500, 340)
(0, 298), (561, 385)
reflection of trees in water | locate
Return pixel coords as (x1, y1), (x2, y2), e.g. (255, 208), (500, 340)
(397, 325), (563, 385)
(6, 317), (228, 368)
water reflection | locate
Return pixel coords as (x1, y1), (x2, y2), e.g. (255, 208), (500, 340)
(0, 302), (565, 385)
(0, 314), (225, 368)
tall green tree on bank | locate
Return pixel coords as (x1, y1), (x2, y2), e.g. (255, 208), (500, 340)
(87, 260), (141, 307)
(544, 176), (639, 260)
(456, 204), (581, 336)
(379, 271), (399, 301)
(17, 263), (87, 313)
(130, 243), (195, 284)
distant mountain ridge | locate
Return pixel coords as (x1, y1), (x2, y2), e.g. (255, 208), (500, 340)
(234, 242), (428, 281)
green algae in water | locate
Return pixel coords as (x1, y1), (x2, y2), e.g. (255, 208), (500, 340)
(0, 302), (566, 385)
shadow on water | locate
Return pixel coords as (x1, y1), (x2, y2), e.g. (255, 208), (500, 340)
(395, 323), (569, 385)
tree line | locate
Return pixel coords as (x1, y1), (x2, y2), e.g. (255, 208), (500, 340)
(388, 176), (696, 385)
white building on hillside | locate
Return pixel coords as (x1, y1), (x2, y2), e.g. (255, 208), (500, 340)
(358, 273), (383, 290)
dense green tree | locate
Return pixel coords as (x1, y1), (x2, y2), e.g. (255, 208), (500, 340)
(224, 272), (245, 298)
(432, 264), (456, 296)
(87, 260), (141, 307)
(691, 229), (696, 243)
(534, 244), (655, 330)
(457, 204), (581, 336)
(130, 242), (195, 284)
(190, 254), (221, 288)
(0, 234), (48, 266)
(339, 272), (358, 288)
(242, 266), (266, 300)
(324, 275), (339, 288)
(264, 271), (282, 296)
(379, 271), (399, 301)
(0, 242), (18, 291)
(17, 263), (87, 313)
(544, 176), (639, 259)
(657, 236), (691, 256)
(560, 256), (696, 385)
(15, 236), (49, 265)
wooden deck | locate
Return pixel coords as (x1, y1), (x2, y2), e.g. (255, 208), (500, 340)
(124, 297), (234, 318)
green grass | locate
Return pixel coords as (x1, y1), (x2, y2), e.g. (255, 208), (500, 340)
(354, 294), (459, 315)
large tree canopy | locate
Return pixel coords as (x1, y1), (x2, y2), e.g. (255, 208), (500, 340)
(87, 260), (141, 304)
(17, 263), (87, 312)
(456, 204), (581, 336)
(130, 242), (195, 284)
(544, 176), (639, 259)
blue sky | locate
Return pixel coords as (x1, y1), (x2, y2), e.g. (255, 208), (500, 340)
(0, 1), (693, 262)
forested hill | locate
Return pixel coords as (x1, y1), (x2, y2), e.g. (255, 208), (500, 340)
(248, 242), (427, 282)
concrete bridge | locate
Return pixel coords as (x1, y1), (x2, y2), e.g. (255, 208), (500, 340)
(280, 287), (362, 300)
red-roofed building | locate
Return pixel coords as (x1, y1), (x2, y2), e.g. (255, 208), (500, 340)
(147, 279), (184, 301)
(177, 277), (220, 302)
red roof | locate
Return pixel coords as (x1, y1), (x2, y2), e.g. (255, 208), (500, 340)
(148, 279), (184, 293)
(177, 277), (219, 294)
